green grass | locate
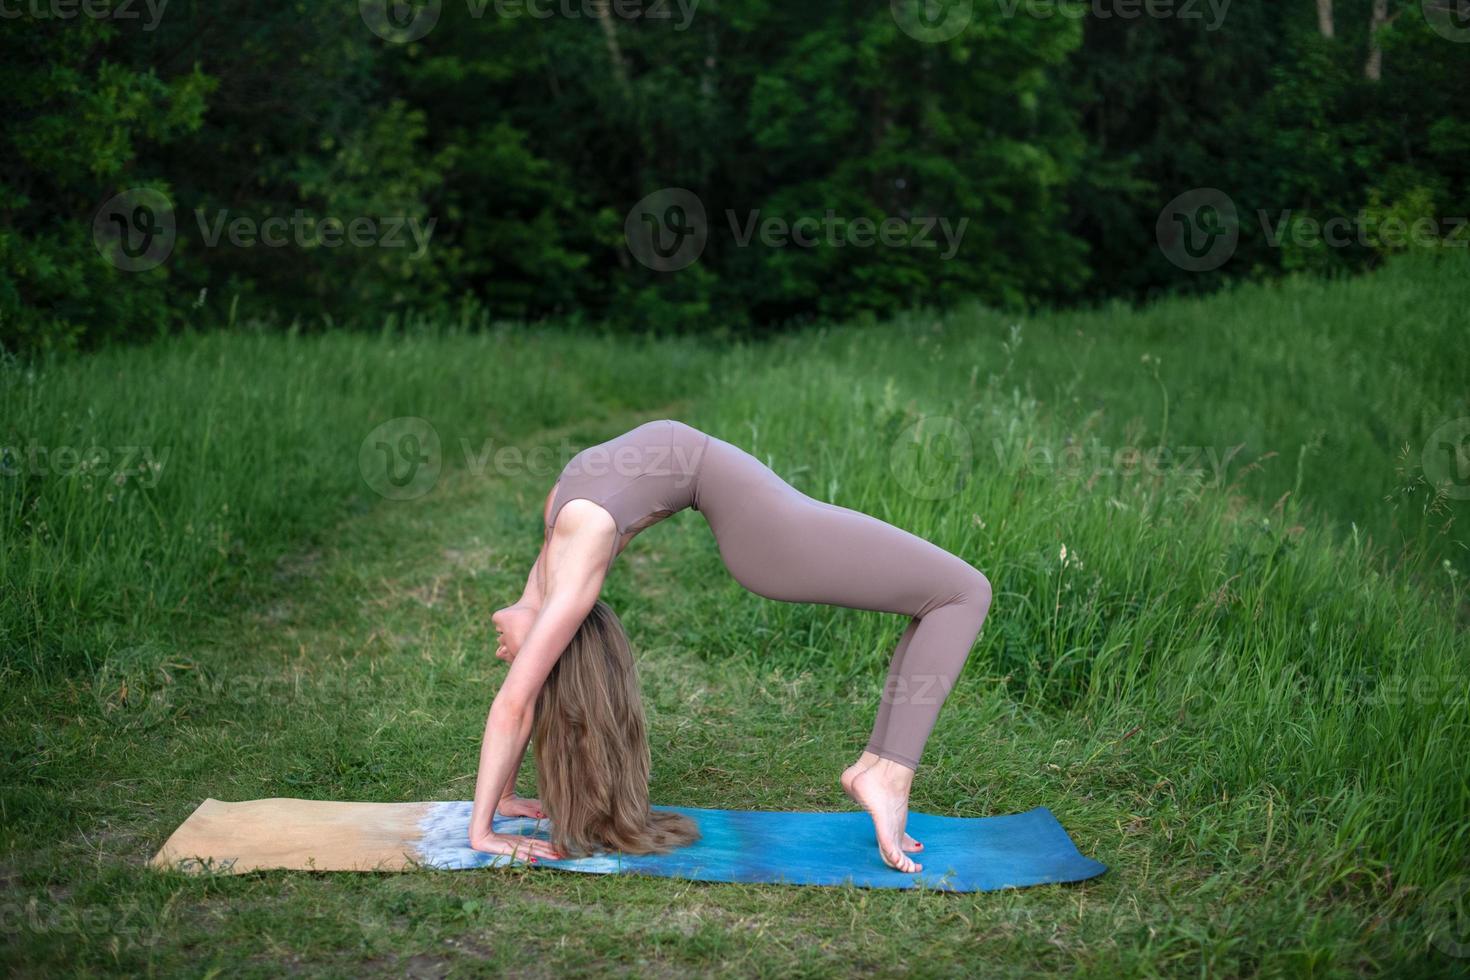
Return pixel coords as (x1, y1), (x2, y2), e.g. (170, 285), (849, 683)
(2, 256), (1468, 976)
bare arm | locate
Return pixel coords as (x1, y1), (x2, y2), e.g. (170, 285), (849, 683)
(489, 484), (557, 807)
(469, 501), (613, 857)
(514, 483), (558, 609)
(515, 546), (547, 609)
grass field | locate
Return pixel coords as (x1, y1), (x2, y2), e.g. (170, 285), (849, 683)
(2, 256), (1468, 976)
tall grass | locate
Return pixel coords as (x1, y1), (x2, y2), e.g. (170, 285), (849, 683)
(685, 351), (1468, 886)
(1, 255), (1466, 972)
(0, 322), (714, 678)
(771, 253), (1470, 582)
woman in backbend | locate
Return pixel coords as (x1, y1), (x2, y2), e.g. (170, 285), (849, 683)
(468, 419), (993, 872)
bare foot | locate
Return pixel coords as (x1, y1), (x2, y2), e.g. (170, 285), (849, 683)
(842, 754), (922, 852)
(847, 759), (922, 873)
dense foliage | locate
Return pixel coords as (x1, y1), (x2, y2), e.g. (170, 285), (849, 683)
(1, 0), (1466, 349)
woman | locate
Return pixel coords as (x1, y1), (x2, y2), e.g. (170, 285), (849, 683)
(469, 419), (993, 872)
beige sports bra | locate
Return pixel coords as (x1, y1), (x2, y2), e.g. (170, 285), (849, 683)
(544, 419), (711, 569)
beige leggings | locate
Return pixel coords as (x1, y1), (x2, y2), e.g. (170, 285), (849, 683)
(696, 434), (993, 769)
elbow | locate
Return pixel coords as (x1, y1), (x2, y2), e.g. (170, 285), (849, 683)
(489, 691), (534, 732)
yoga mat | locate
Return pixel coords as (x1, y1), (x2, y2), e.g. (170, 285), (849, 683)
(150, 798), (1107, 892)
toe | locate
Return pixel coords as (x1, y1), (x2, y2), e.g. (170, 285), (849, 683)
(881, 843), (921, 874)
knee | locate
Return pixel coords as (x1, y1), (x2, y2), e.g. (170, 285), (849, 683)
(914, 564), (992, 624)
(959, 567), (992, 619)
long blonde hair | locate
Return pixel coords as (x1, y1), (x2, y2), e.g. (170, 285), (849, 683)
(532, 600), (700, 857)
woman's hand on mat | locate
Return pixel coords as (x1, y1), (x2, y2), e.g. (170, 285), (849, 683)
(469, 830), (564, 862)
(496, 794), (546, 820)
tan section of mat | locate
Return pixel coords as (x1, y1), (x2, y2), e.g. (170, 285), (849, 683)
(149, 798), (434, 874)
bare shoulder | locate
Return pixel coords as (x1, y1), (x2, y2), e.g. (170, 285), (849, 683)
(546, 498), (617, 553)
(541, 499), (615, 599)
(552, 497), (615, 530)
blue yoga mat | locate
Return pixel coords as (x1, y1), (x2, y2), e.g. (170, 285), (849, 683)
(420, 803), (1107, 892)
